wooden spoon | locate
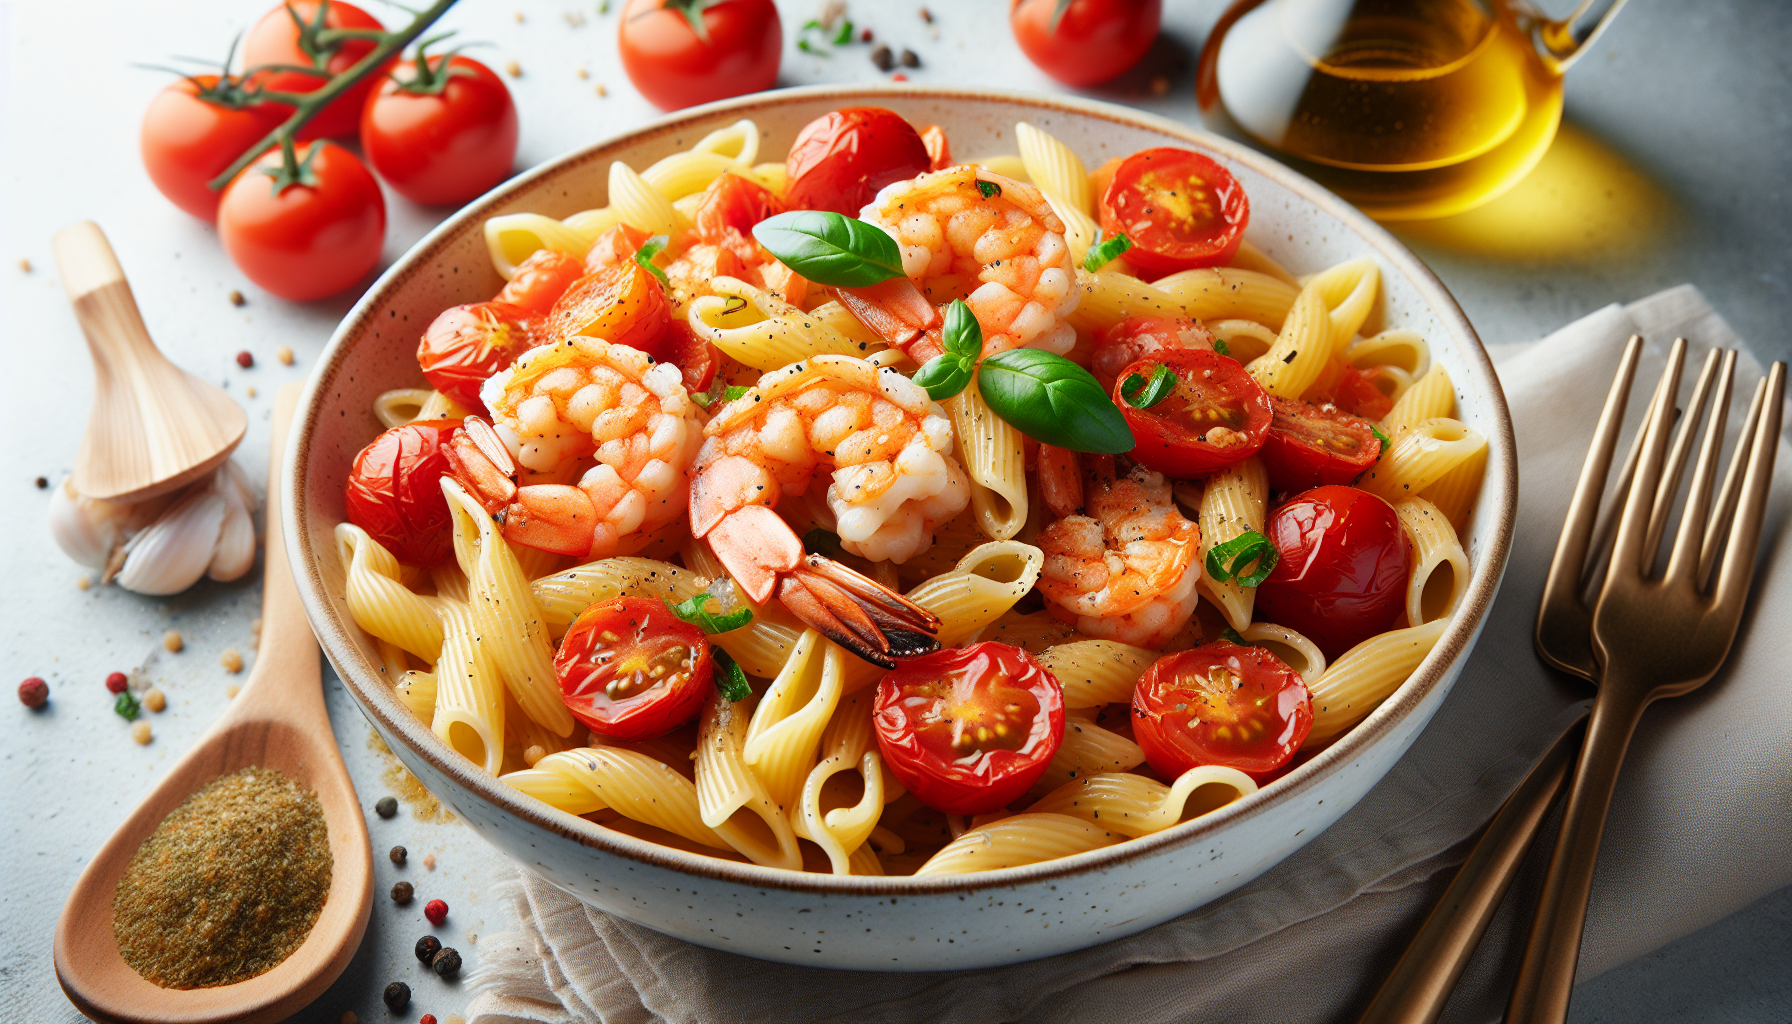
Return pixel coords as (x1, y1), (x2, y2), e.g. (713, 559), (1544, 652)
(54, 221), (247, 503)
(54, 383), (374, 1024)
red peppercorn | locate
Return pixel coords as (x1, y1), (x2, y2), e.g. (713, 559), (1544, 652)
(19, 677), (49, 708)
(236, 350), (254, 368)
(424, 898), (448, 926)
(105, 671), (128, 694)
(892, 73), (909, 82)
(420, 1017), (438, 1024)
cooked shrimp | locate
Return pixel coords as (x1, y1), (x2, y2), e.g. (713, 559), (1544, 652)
(443, 337), (703, 559)
(834, 166), (1080, 363)
(690, 354), (970, 666)
(1034, 448), (1201, 648)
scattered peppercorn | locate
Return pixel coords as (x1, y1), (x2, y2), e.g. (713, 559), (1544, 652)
(375, 796), (398, 818)
(235, 350), (254, 369)
(391, 881), (414, 904)
(383, 981), (411, 1011)
(116, 691), (142, 720)
(900, 48), (920, 68)
(18, 258), (32, 272)
(432, 947), (462, 978)
(35, 476), (48, 488)
(221, 648), (244, 673)
(420, 1016), (438, 1024)
(871, 44), (894, 70)
(505, 60), (521, 77)
(144, 688), (166, 713)
(390, 845), (408, 865)
(414, 934), (442, 964)
(228, 289), (245, 306)
(860, 27), (872, 41)
(106, 671), (128, 694)
(77, 574), (92, 590)
(19, 677), (48, 708)
(246, 386), (257, 398)
(131, 720), (153, 745)
(423, 853), (436, 870)
(275, 345), (294, 366)
(424, 899), (448, 926)
(892, 72), (909, 82)
(164, 630), (184, 652)
(919, 6), (934, 23)
(226, 684), (240, 699)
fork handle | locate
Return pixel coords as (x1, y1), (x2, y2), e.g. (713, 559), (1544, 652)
(1506, 685), (1653, 1024)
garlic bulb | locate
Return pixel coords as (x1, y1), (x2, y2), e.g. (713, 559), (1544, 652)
(50, 464), (259, 595)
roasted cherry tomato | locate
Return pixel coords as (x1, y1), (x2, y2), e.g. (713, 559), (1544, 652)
(496, 249), (587, 317)
(617, 0), (781, 111)
(241, 0), (393, 140)
(694, 172), (783, 242)
(140, 76), (288, 222)
(216, 141), (386, 301)
(359, 54), (518, 206)
(1099, 147), (1249, 275)
(554, 597), (713, 741)
(417, 300), (539, 410)
(1305, 359), (1396, 421)
(545, 263), (672, 358)
(344, 419), (461, 566)
(663, 319), (721, 393)
(1010, 0), (1162, 87)
(873, 642), (1064, 815)
(1114, 349), (1272, 478)
(584, 223), (655, 273)
(783, 108), (934, 216)
(1091, 315), (1214, 386)
(1259, 396), (1383, 492)
(1255, 485), (1410, 658)
(1132, 641), (1311, 780)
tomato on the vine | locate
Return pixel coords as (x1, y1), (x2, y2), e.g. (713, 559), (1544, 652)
(1010, 0), (1162, 87)
(242, 0), (394, 140)
(1099, 147), (1249, 275)
(360, 53), (518, 206)
(554, 597), (714, 741)
(140, 76), (287, 222)
(1258, 396), (1384, 492)
(617, 0), (782, 112)
(217, 141), (386, 301)
(873, 642), (1065, 815)
(1114, 348), (1272, 478)
(417, 301), (540, 410)
(344, 419), (461, 566)
(1132, 640), (1312, 780)
(1255, 485), (1409, 658)
(782, 108), (934, 216)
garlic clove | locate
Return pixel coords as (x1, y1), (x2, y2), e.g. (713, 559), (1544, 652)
(115, 486), (227, 595)
(49, 477), (127, 570)
(208, 468), (256, 582)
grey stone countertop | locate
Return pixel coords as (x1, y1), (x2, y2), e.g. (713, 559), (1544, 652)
(2, 1), (1787, 1022)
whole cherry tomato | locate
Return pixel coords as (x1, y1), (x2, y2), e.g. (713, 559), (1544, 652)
(1010, 0), (1162, 87)
(360, 53), (518, 206)
(1131, 640), (1311, 780)
(546, 263), (672, 357)
(217, 141), (386, 301)
(554, 597), (714, 741)
(495, 249), (587, 317)
(693, 172), (783, 242)
(1255, 485), (1410, 658)
(140, 76), (287, 222)
(344, 419), (461, 566)
(1258, 396), (1384, 492)
(783, 108), (934, 216)
(241, 0), (394, 140)
(417, 301), (540, 410)
(1090, 314), (1214, 387)
(873, 642), (1065, 815)
(1114, 348), (1272, 478)
(617, 0), (781, 111)
(1100, 147), (1249, 276)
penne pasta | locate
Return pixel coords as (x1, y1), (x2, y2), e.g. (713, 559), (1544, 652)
(1036, 640), (1155, 708)
(1359, 417), (1488, 504)
(1027, 766), (1257, 837)
(688, 277), (876, 370)
(946, 384), (1029, 541)
(1196, 456), (1269, 630)
(915, 813), (1120, 875)
(1156, 266), (1300, 328)
(1380, 364), (1456, 437)
(696, 690), (804, 869)
(1307, 618), (1449, 745)
(1395, 498), (1470, 626)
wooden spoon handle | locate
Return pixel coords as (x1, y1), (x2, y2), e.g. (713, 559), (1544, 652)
(53, 221), (162, 371)
(52, 221), (128, 300)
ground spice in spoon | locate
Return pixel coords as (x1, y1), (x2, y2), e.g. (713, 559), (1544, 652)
(112, 765), (332, 989)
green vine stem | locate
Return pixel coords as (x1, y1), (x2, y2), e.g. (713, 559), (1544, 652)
(206, 0), (461, 192)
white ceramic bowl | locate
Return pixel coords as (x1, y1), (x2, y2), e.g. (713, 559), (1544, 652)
(285, 85), (1516, 971)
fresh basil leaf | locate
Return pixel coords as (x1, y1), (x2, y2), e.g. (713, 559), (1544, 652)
(912, 300), (982, 400)
(833, 19), (854, 44)
(634, 234), (669, 285)
(1370, 423), (1391, 458)
(979, 348), (1132, 454)
(713, 648), (751, 702)
(1083, 231), (1132, 272)
(912, 353), (973, 400)
(1204, 530), (1279, 588)
(803, 528), (846, 560)
(752, 210), (905, 287)
(1213, 338), (1231, 357)
(1122, 363), (1177, 409)
(797, 38), (828, 55)
(976, 180), (1001, 199)
(667, 593), (753, 634)
(114, 691), (141, 720)
(941, 299), (981, 361)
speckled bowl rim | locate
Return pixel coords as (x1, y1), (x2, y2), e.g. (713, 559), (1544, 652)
(286, 83), (1517, 897)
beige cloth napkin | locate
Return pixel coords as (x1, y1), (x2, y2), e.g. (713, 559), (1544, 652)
(465, 285), (1791, 1024)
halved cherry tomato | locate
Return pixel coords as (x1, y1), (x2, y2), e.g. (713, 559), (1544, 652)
(1259, 396), (1383, 492)
(359, 54), (518, 206)
(140, 76), (288, 222)
(1255, 485), (1409, 658)
(1091, 314), (1215, 386)
(417, 300), (539, 410)
(1114, 349), (1272, 478)
(344, 419), (461, 567)
(873, 642), (1065, 815)
(1305, 359), (1396, 421)
(694, 172), (783, 242)
(585, 223), (655, 273)
(546, 263), (672, 357)
(216, 141), (386, 301)
(1099, 147), (1249, 276)
(554, 597), (713, 741)
(241, 0), (393, 140)
(1010, 0), (1162, 87)
(617, 0), (781, 111)
(1132, 640), (1312, 780)
(783, 108), (934, 216)
(663, 320), (720, 393)
(497, 249), (587, 317)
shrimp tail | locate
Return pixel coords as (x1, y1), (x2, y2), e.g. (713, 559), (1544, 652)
(832, 279), (946, 363)
(781, 558), (941, 669)
(443, 416), (519, 514)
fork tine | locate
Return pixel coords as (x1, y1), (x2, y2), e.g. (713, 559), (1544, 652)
(1663, 350), (1735, 589)
(1644, 344), (1721, 560)
(1607, 338), (1686, 581)
(1710, 362), (1786, 617)
(1699, 367), (1768, 586)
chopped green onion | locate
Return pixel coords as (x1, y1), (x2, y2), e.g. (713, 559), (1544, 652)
(1204, 530), (1279, 588)
(713, 649), (750, 702)
(114, 691), (141, 720)
(1213, 338), (1231, 357)
(667, 592), (753, 634)
(976, 180), (1001, 199)
(1083, 231), (1132, 272)
(634, 235), (669, 284)
(1121, 364), (1177, 410)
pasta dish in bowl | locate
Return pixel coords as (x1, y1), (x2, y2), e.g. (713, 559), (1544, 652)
(286, 86), (1514, 970)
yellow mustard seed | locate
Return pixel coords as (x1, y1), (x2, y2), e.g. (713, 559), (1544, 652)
(77, 574), (92, 590)
(275, 345), (294, 365)
(144, 688), (166, 713)
(523, 744), (546, 766)
(221, 648), (244, 673)
(131, 721), (153, 745)
(163, 630), (183, 653)
(506, 60), (521, 77)
(226, 684), (240, 699)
